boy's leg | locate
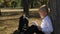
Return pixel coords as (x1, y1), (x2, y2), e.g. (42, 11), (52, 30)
(32, 25), (44, 34)
(24, 25), (44, 34)
(24, 25), (35, 34)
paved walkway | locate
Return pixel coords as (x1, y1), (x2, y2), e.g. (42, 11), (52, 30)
(1, 9), (38, 12)
(0, 9), (39, 20)
(0, 15), (21, 20)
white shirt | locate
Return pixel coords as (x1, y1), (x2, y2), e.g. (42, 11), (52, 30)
(40, 16), (53, 34)
(32, 16), (53, 34)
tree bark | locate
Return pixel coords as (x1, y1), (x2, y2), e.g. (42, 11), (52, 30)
(22, 0), (29, 17)
(50, 0), (60, 34)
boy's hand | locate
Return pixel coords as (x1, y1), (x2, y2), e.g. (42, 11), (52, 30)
(32, 21), (38, 26)
(38, 26), (42, 31)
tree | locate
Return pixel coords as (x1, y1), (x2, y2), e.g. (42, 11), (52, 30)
(22, 0), (29, 17)
(28, 0), (41, 8)
(50, 0), (60, 34)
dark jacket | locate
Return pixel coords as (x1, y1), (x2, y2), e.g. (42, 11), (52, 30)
(18, 16), (29, 32)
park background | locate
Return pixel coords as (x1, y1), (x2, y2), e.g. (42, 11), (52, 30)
(0, 0), (60, 34)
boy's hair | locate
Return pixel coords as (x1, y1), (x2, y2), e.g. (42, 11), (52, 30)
(39, 5), (48, 13)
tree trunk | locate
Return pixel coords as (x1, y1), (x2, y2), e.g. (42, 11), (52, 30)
(31, 1), (34, 8)
(22, 0), (29, 17)
(50, 0), (60, 34)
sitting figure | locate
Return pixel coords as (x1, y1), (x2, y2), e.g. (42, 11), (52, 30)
(24, 5), (53, 34)
(18, 14), (29, 34)
(13, 14), (29, 34)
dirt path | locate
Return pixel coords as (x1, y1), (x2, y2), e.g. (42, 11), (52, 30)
(0, 18), (41, 34)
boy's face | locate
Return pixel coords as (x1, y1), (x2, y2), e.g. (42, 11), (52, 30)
(38, 10), (47, 18)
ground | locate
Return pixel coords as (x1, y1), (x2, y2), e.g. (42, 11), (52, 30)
(0, 9), (41, 34)
(0, 18), (41, 34)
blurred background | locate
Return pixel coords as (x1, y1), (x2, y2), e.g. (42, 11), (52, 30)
(0, 0), (49, 8)
(0, 0), (50, 34)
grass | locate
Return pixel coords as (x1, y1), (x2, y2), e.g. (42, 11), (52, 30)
(0, 18), (41, 34)
(0, 8), (41, 34)
(0, 19), (19, 34)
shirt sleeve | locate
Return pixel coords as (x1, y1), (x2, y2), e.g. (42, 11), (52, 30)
(41, 18), (53, 33)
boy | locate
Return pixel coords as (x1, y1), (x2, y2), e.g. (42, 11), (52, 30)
(18, 14), (29, 34)
(24, 5), (53, 34)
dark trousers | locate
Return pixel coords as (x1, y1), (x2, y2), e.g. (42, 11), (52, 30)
(24, 25), (44, 34)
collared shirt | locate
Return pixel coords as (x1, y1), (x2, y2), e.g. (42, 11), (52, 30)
(40, 16), (53, 34)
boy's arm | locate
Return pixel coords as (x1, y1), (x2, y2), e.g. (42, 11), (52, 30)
(32, 21), (42, 31)
(32, 21), (38, 26)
